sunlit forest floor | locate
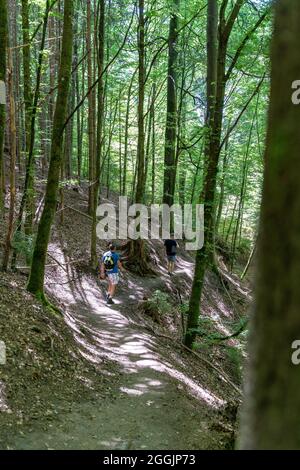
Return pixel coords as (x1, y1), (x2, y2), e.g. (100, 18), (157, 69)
(0, 186), (250, 449)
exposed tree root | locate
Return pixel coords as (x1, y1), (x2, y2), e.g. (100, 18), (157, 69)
(122, 239), (156, 276)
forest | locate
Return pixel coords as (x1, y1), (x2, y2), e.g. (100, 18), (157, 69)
(0, 0), (299, 454)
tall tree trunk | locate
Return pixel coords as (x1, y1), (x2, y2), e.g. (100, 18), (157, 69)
(135, 0), (145, 204)
(48, 7), (56, 122)
(18, 1), (51, 238)
(87, 0), (95, 214)
(240, 0), (300, 449)
(12, 1), (52, 269)
(2, 50), (16, 271)
(185, 0), (245, 348)
(21, 0), (33, 158)
(163, 0), (180, 207)
(144, 87), (154, 198)
(124, 0), (153, 275)
(75, 49), (82, 184)
(90, 0), (105, 268)
(122, 69), (136, 196)
(0, 0), (8, 212)
(150, 82), (156, 204)
(27, 0), (74, 298)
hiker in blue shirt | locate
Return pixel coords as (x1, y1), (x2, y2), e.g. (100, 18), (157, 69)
(100, 243), (124, 305)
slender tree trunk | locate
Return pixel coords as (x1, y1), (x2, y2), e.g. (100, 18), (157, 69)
(87, 0), (95, 213)
(11, 3), (21, 174)
(124, 0), (153, 275)
(150, 83), (156, 204)
(163, 0), (180, 207)
(21, 0), (33, 158)
(240, 236), (257, 280)
(225, 196), (238, 243)
(14, 0), (51, 251)
(215, 123), (230, 234)
(2, 50), (16, 271)
(118, 88), (122, 195)
(0, 0), (8, 212)
(27, 0), (74, 298)
(26, 0), (51, 231)
(122, 70), (136, 196)
(240, 0), (300, 449)
(185, 0), (245, 348)
(135, 0), (145, 204)
(48, 8), (56, 122)
(105, 97), (118, 199)
(144, 87), (154, 198)
(75, 56), (82, 184)
(90, 0), (105, 268)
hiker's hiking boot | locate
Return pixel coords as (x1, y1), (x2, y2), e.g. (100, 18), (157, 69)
(107, 297), (115, 305)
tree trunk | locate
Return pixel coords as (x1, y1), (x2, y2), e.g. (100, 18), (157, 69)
(163, 0), (180, 207)
(184, 0), (245, 348)
(87, 0), (95, 213)
(13, 0), (51, 254)
(2, 50), (16, 271)
(240, 0), (300, 449)
(0, 0), (8, 212)
(135, 0), (145, 204)
(123, 0), (154, 275)
(90, 0), (105, 268)
(21, 0), (33, 158)
(27, 0), (74, 298)
(150, 82), (156, 204)
(122, 69), (136, 196)
(215, 122), (230, 234)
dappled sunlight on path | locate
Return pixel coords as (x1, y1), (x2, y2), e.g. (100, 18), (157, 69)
(46, 250), (224, 409)
(17, 243), (228, 450)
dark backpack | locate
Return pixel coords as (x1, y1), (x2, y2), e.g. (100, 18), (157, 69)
(103, 253), (115, 271)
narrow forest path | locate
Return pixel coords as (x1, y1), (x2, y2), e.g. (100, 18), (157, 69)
(6, 244), (235, 450)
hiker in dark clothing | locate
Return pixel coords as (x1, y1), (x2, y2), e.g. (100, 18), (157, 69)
(164, 235), (178, 276)
(100, 243), (124, 305)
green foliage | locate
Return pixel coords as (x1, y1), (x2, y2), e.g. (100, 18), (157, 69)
(145, 290), (173, 316)
(12, 231), (35, 263)
(224, 345), (243, 384)
(191, 316), (248, 348)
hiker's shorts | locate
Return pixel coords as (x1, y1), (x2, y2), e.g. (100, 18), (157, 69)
(107, 273), (119, 285)
(167, 255), (176, 262)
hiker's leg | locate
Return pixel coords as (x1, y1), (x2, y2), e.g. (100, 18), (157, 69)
(167, 259), (171, 273)
(110, 283), (116, 298)
(108, 280), (113, 296)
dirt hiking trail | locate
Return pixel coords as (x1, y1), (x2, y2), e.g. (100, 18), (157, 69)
(5, 241), (237, 450)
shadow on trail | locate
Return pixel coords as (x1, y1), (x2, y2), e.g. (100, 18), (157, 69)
(25, 242), (231, 450)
